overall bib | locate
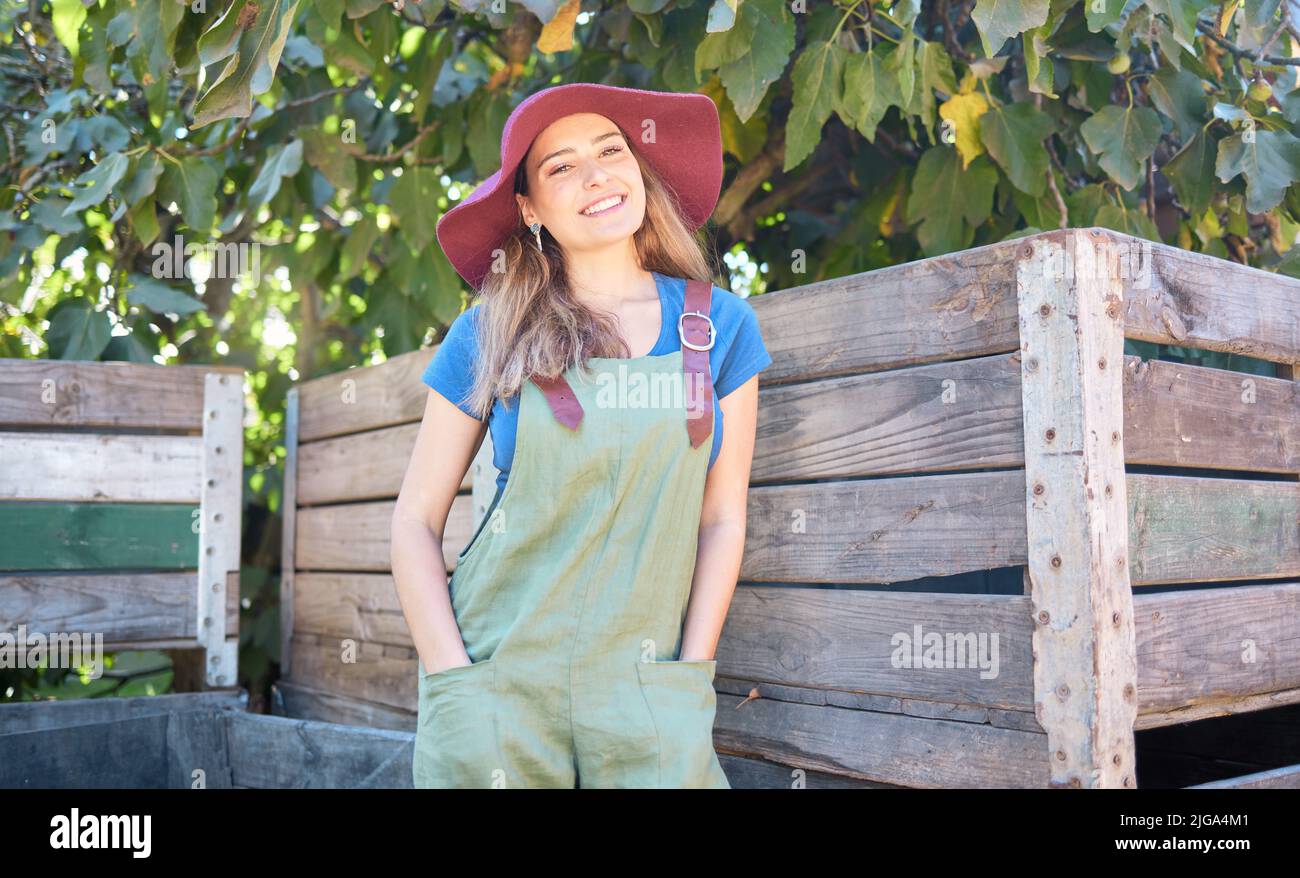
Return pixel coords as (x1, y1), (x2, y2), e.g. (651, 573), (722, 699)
(413, 279), (731, 789)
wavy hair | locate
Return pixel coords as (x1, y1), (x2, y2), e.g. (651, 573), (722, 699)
(455, 121), (719, 419)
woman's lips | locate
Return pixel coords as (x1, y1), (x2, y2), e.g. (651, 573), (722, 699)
(580, 194), (626, 217)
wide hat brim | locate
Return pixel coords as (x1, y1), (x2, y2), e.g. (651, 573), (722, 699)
(435, 83), (723, 291)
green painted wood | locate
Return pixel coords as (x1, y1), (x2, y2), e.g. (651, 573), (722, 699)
(0, 503), (199, 571)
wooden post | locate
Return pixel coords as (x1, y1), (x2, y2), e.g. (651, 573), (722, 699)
(197, 372), (243, 688)
(281, 387), (299, 679)
(1017, 228), (1138, 788)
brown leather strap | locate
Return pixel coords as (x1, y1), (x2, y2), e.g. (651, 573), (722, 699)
(532, 276), (716, 443)
(681, 278), (715, 449)
(533, 372), (584, 430)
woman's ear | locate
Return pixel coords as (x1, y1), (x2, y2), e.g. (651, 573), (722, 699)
(515, 193), (531, 226)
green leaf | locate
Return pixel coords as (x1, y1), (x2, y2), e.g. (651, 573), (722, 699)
(1162, 128), (1218, 218)
(1094, 202), (1162, 242)
(248, 139), (304, 208)
(45, 297), (112, 360)
(193, 0), (302, 128)
(841, 49), (902, 143)
(979, 101), (1055, 196)
(1147, 67), (1207, 141)
(299, 127), (359, 192)
(906, 148), (998, 255)
(51, 0), (87, 58)
(340, 215), (381, 281)
(466, 91), (512, 178)
(125, 274), (206, 316)
(158, 157), (219, 231)
(31, 196), (83, 235)
(130, 200), (161, 247)
(706, 0), (740, 32)
(784, 40), (848, 172)
(63, 152), (130, 214)
(103, 330), (160, 363)
(389, 168), (442, 253)
(708, 0), (794, 122)
(122, 153), (165, 206)
(1079, 104), (1162, 190)
(1215, 129), (1300, 214)
(970, 0), (1049, 58)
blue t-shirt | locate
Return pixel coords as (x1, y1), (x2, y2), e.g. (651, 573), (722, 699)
(421, 271), (773, 493)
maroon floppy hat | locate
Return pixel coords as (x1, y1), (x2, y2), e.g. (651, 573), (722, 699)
(435, 83), (723, 291)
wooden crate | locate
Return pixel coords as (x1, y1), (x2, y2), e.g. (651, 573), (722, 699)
(0, 360), (245, 688)
(275, 226), (1300, 788)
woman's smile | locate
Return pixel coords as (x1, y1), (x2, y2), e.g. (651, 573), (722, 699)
(580, 193), (627, 217)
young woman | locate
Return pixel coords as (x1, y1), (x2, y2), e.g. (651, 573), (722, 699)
(391, 83), (772, 788)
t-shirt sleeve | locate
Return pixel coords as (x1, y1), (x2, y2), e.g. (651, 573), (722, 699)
(421, 307), (484, 420)
(714, 294), (773, 399)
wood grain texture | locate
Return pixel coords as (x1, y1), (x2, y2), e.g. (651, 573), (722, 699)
(293, 494), (475, 572)
(0, 359), (242, 430)
(223, 712), (415, 788)
(0, 432), (203, 502)
(1017, 229), (1137, 788)
(296, 421), (471, 505)
(296, 346), (436, 442)
(0, 502), (199, 571)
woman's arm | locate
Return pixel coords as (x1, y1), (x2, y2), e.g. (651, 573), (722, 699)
(680, 373), (760, 661)
(390, 389), (488, 674)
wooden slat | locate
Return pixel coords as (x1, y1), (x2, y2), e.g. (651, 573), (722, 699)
(297, 421), (471, 505)
(1134, 583), (1300, 717)
(0, 571), (237, 643)
(0, 503), (199, 571)
(740, 470), (1026, 583)
(0, 359), (242, 430)
(711, 685), (1049, 788)
(1119, 228), (1300, 364)
(294, 495), (475, 572)
(752, 353), (1023, 483)
(284, 633), (415, 712)
(1128, 473), (1300, 584)
(751, 235), (1022, 386)
(281, 388), (299, 678)
(0, 433), (203, 502)
(224, 712), (415, 788)
(717, 753), (898, 788)
(292, 572), (412, 646)
(296, 347), (435, 442)
(1187, 763), (1300, 789)
(716, 585), (1033, 710)
(1123, 356), (1300, 473)
(272, 679), (416, 731)
(1018, 229), (1137, 788)
(197, 372), (242, 688)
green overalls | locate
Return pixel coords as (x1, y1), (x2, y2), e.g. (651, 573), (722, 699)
(413, 278), (731, 789)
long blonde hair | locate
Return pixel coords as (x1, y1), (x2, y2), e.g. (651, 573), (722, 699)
(458, 124), (719, 419)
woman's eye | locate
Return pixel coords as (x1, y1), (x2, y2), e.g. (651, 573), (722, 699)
(547, 145), (624, 176)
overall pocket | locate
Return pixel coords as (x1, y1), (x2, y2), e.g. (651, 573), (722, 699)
(633, 659), (729, 789)
(413, 658), (503, 788)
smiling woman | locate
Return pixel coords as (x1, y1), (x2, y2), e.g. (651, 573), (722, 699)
(390, 83), (770, 789)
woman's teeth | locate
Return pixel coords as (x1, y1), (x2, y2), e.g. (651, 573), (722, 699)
(581, 195), (625, 216)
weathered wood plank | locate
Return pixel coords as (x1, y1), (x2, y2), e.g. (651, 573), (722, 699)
(197, 372), (242, 688)
(0, 571), (236, 643)
(284, 633), (415, 712)
(292, 571), (410, 646)
(1186, 763), (1300, 789)
(272, 679), (416, 731)
(1120, 229), (1300, 364)
(1133, 583), (1300, 715)
(296, 421), (472, 505)
(296, 347), (435, 442)
(1017, 229), (1137, 788)
(281, 388), (299, 678)
(716, 585), (1033, 710)
(752, 353), (1023, 483)
(1128, 474), (1300, 584)
(0, 359), (242, 431)
(751, 236), (1022, 386)
(740, 470), (1026, 583)
(712, 688), (1050, 788)
(0, 432), (203, 502)
(0, 503), (199, 571)
(293, 494), (476, 572)
(716, 752), (899, 788)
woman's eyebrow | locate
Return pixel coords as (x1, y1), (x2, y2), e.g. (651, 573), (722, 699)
(535, 130), (624, 171)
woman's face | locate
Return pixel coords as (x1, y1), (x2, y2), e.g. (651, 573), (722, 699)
(516, 112), (646, 259)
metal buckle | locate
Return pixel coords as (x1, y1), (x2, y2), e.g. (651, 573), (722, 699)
(678, 310), (716, 352)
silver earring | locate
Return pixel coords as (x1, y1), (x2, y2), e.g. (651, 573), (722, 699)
(529, 221), (543, 253)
